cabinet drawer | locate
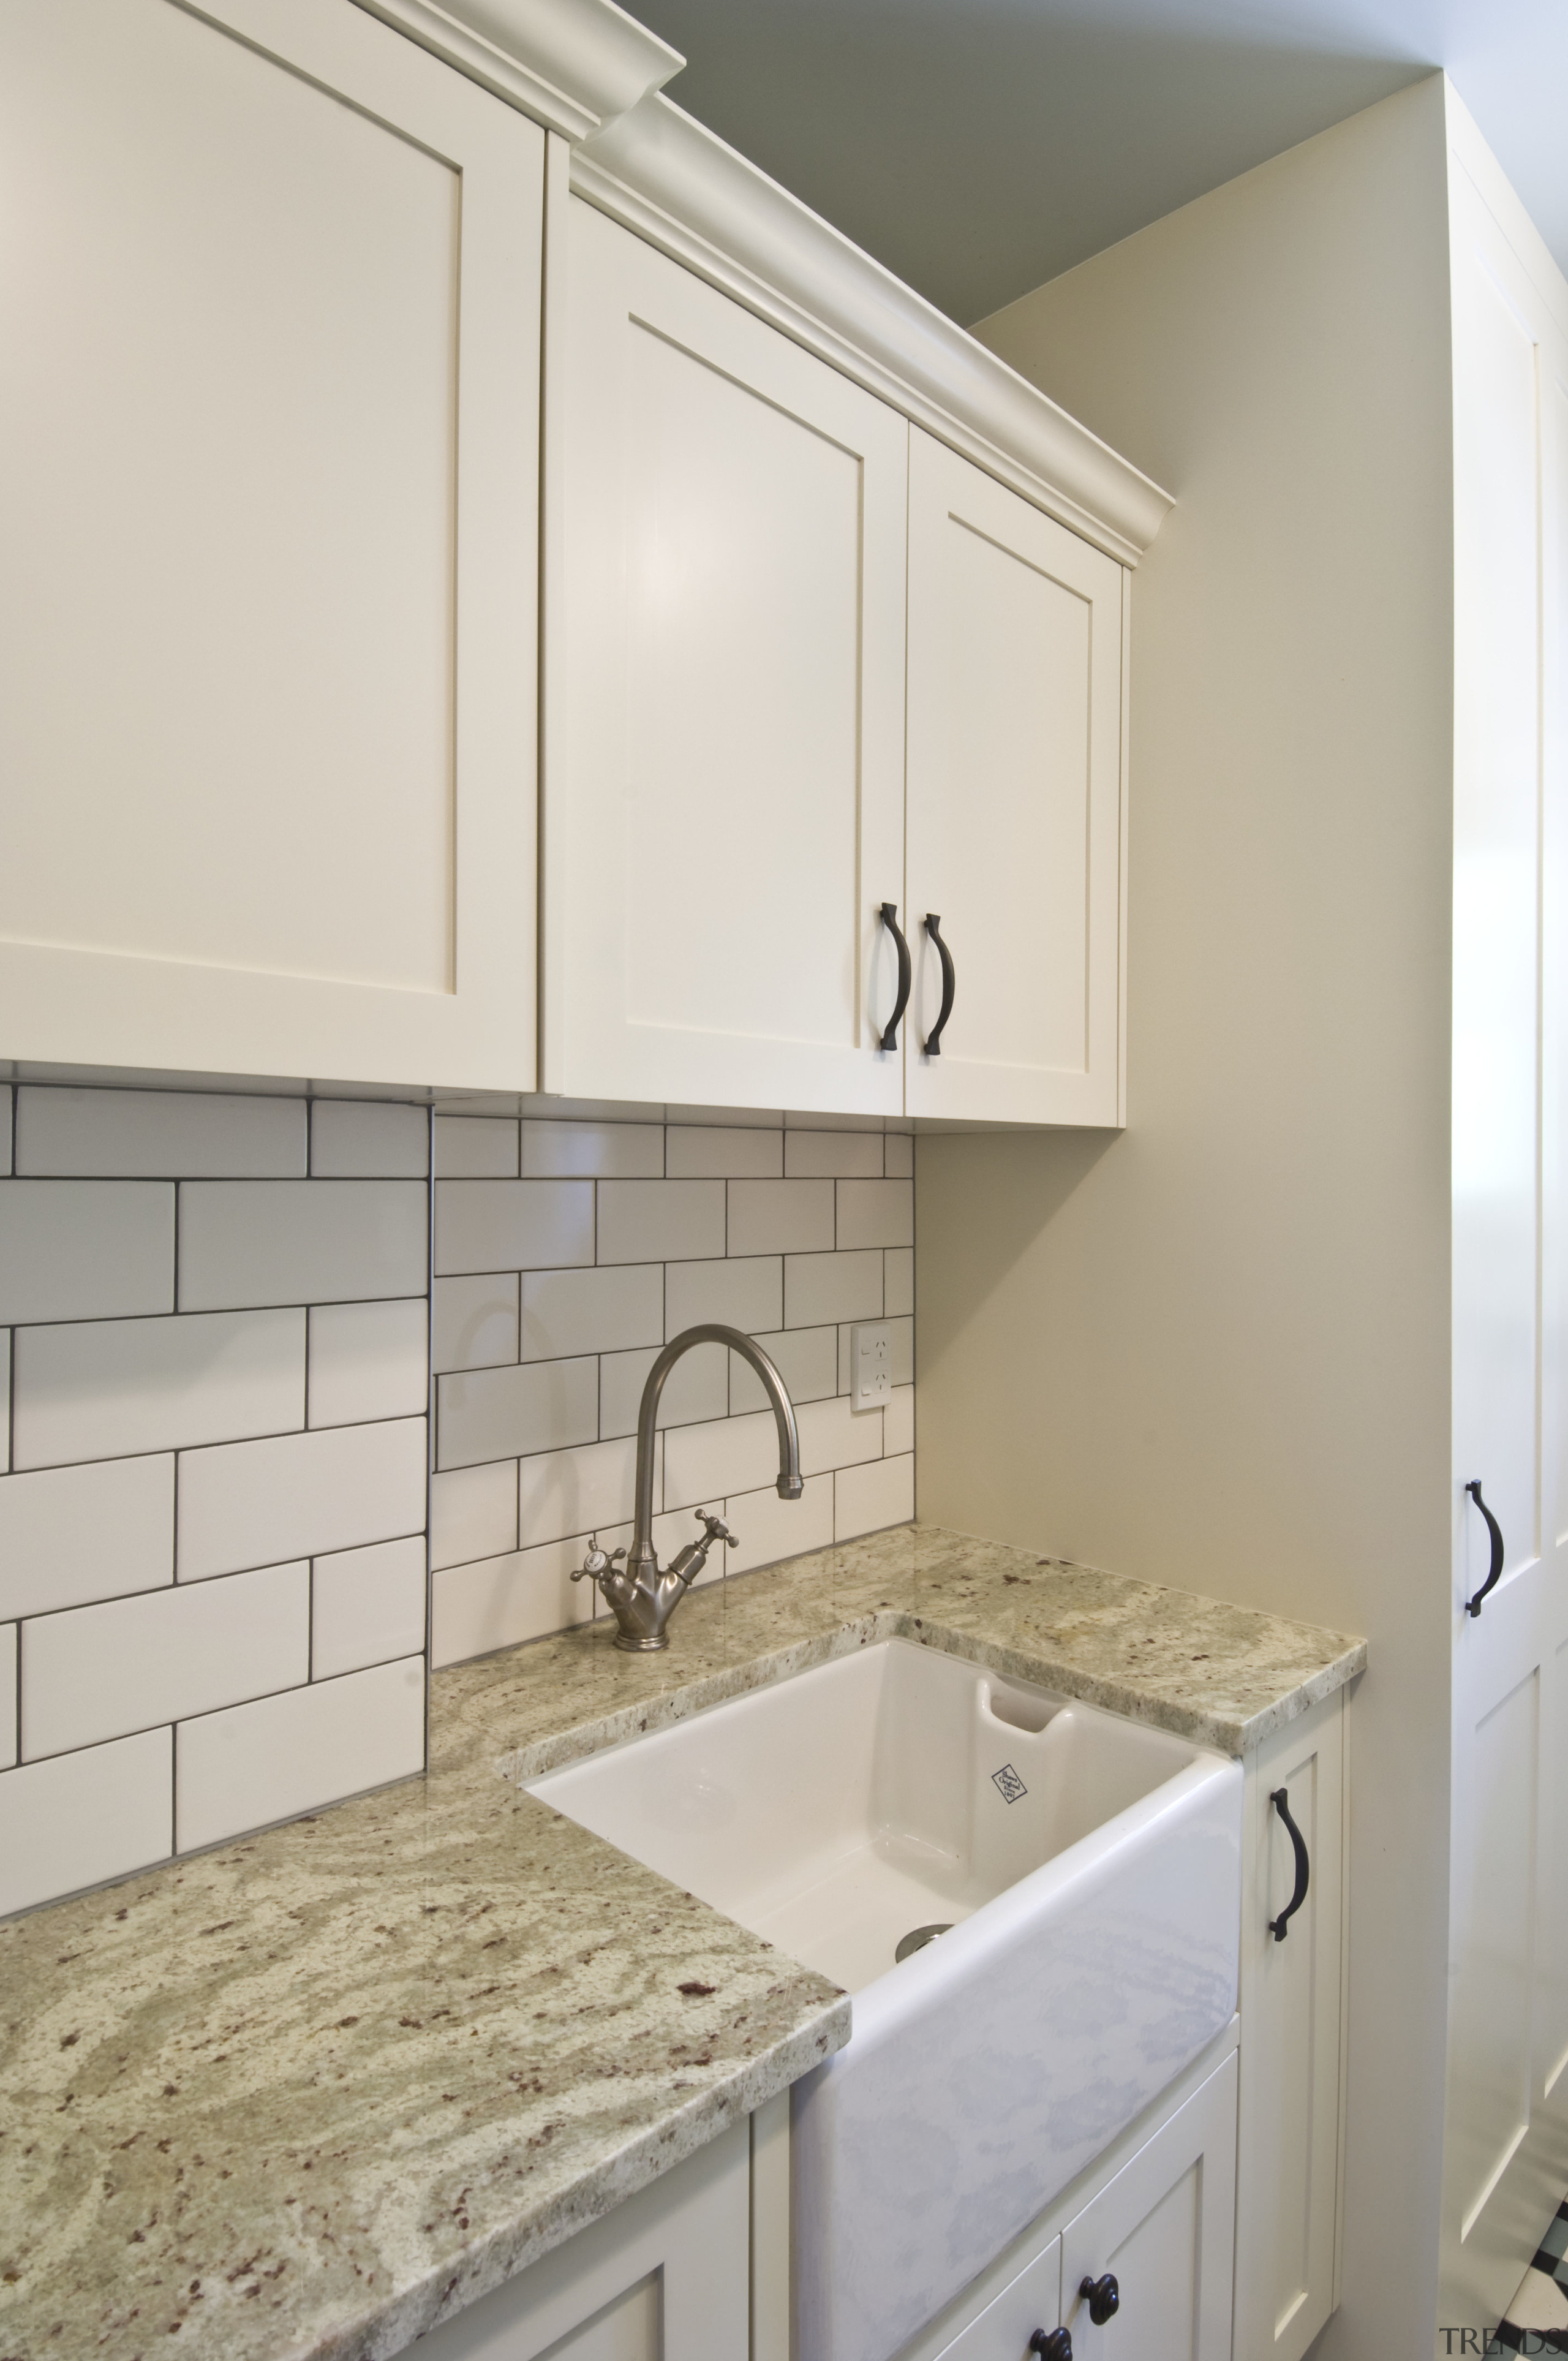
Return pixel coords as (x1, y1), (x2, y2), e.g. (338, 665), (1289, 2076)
(935, 2234), (1061, 2360)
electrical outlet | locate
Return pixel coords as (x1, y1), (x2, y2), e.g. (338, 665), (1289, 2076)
(850, 1320), (891, 1412)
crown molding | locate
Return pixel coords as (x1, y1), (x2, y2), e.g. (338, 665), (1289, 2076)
(573, 96), (1174, 565)
(349, 0), (682, 140)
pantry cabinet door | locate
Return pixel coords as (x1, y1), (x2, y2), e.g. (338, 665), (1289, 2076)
(1233, 1694), (1346, 2361)
(905, 428), (1126, 1127)
(1058, 2051), (1237, 2361)
(0, 0), (541, 1090)
(1442, 149), (1568, 2331)
(543, 198), (908, 1117)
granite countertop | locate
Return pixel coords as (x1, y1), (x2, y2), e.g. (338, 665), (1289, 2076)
(0, 1524), (1364, 2361)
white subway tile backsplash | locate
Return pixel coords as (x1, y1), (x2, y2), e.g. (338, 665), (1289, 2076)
(784, 1131), (883, 1179)
(723, 1474), (835, 1576)
(728, 1326), (839, 1414)
(0, 1456), (174, 1620)
(0, 1076), (914, 1907)
(836, 1179), (914, 1250)
(434, 1116), (519, 1178)
(518, 1433), (655, 1550)
(835, 1452), (914, 1541)
(178, 1418), (426, 1581)
(17, 1087), (305, 1178)
(797, 1393), (884, 1478)
(519, 1264), (663, 1363)
(23, 1560), (309, 1761)
(784, 1248), (883, 1330)
(727, 1179), (834, 1257)
(0, 1180), (173, 1326)
(521, 1120), (663, 1178)
(0, 1729), (172, 1917)
(432, 1539), (592, 1664)
(437, 1359), (597, 1471)
(310, 1100), (428, 1178)
(889, 1315), (914, 1387)
(179, 1180), (428, 1310)
(600, 1340), (728, 1440)
(307, 1299), (428, 1428)
(175, 1656), (424, 1854)
(431, 1273), (520, 1373)
(0, 1626), (15, 1769)
(12, 1309), (304, 1470)
(597, 1180), (725, 1266)
(664, 1256), (781, 1337)
(666, 1127), (783, 1179)
(312, 1536), (428, 1680)
(430, 1459), (518, 1571)
(664, 1410), (787, 1512)
(435, 1180), (593, 1276)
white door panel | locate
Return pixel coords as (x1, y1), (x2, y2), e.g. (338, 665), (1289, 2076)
(0, 0), (541, 1087)
(545, 199), (907, 1116)
(905, 429), (1125, 1125)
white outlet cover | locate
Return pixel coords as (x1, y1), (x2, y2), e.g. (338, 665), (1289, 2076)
(850, 1321), (891, 1413)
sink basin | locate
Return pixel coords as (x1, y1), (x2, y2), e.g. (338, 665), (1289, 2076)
(527, 1638), (1242, 2361)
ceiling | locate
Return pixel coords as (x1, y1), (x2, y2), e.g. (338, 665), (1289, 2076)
(625, 0), (1568, 327)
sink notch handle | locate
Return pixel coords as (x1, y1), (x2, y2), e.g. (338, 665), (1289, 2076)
(1268, 1786), (1310, 1942)
(1463, 1479), (1506, 1617)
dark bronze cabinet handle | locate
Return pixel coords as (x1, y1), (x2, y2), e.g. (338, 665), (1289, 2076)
(1080, 2275), (1120, 2326)
(1268, 1786), (1310, 1942)
(924, 913), (956, 1055)
(878, 902), (911, 1052)
(1464, 1480), (1505, 1617)
(1030, 2332), (1072, 2358)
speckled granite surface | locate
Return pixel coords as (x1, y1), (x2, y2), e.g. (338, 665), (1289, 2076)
(0, 1524), (1362, 2361)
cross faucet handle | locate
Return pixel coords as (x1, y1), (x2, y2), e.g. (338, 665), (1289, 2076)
(573, 1533), (627, 1584)
(695, 1509), (736, 1549)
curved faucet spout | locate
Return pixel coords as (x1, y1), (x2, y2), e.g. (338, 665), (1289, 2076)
(631, 1325), (802, 1574)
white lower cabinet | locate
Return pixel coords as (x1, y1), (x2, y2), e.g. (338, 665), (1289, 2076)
(1058, 2052), (1237, 2361)
(1232, 1691), (1347, 2361)
(407, 2115), (749, 2360)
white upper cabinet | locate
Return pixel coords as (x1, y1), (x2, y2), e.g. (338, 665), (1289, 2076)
(905, 429), (1127, 1126)
(543, 198), (909, 1117)
(0, 0), (543, 1089)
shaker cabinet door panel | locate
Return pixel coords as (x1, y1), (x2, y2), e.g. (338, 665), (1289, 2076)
(0, 0), (543, 1087)
(544, 198), (908, 1116)
(1234, 1694), (1346, 2361)
(1058, 2050), (1236, 2361)
(905, 429), (1126, 1126)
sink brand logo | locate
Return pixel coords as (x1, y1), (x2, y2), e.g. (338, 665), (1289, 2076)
(991, 1763), (1028, 1805)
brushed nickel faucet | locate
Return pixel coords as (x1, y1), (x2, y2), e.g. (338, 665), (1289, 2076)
(573, 1323), (803, 1651)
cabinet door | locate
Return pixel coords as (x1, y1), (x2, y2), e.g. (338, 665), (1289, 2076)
(936, 2234), (1061, 2360)
(407, 2117), (748, 2359)
(1442, 154), (1568, 2329)
(1058, 2051), (1237, 2361)
(905, 429), (1126, 1126)
(544, 198), (908, 1116)
(0, 0), (541, 1092)
(1233, 1694), (1346, 2361)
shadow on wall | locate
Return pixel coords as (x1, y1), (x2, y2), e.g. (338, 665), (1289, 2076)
(916, 1126), (1118, 1386)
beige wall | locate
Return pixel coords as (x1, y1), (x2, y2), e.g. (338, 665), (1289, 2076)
(919, 76), (1455, 2357)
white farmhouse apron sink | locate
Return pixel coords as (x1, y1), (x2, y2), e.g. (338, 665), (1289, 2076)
(527, 1638), (1242, 2361)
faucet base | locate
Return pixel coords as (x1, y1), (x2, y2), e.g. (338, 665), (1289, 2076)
(612, 1628), (669, 1653)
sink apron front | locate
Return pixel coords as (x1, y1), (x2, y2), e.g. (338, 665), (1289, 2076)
(791, 1753), (1243, 2361)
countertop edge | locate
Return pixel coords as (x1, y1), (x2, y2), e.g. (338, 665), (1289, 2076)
(501, 1604), (1368, 1785)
